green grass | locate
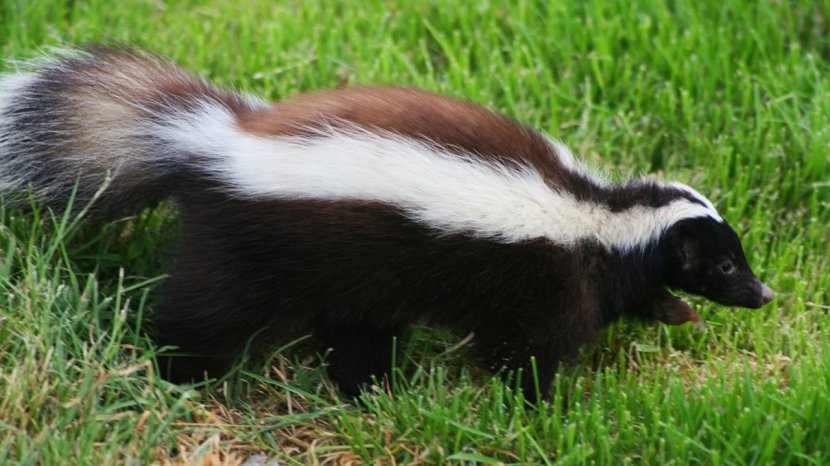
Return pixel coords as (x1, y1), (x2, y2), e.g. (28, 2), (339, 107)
(1, 0), (829, 464)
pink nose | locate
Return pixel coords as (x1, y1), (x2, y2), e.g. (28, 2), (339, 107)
(760, 283), (774, 305)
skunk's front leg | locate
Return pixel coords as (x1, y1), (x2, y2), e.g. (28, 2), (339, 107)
(472, 323), (564, 403)
(640, 289), (702, 325)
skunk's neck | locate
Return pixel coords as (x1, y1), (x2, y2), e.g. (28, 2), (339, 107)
(599, 241), (666, 324)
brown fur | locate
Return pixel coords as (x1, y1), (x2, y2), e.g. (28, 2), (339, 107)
(236, 87), (596, 195)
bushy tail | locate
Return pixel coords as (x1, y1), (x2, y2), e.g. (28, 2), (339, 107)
(0, 47), (259, 214)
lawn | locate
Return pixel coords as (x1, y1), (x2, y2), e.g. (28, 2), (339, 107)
(1, 0), (829, 464)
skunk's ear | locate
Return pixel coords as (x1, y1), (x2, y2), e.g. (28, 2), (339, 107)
(663, 221), (698, 270)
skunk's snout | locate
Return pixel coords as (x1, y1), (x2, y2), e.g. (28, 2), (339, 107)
(723, 277), (775, 309)
(742, 279), (774, 309)
(759, 282), (774, 306)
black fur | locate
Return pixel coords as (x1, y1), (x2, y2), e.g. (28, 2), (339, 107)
(151, 179), (769, 401)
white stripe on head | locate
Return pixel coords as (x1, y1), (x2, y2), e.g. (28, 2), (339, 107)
(158, 102), (721, 251)
(668, 182), (722, 222)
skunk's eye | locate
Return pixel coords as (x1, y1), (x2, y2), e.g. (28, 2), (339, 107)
(719, 260), (735, 275)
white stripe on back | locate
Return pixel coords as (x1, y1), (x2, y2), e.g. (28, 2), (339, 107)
(157, 102), (722, 251)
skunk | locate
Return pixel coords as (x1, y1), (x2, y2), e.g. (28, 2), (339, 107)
(0, 48), (773, 400)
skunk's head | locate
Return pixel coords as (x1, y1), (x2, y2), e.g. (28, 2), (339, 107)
(660, 217), (774, 309)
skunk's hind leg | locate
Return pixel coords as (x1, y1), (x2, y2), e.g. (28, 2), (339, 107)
(154, 350), (236, 383)
(149, 277), (277, 383)
(151, 310), (248, 383)
(317, 323), (403, 398)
